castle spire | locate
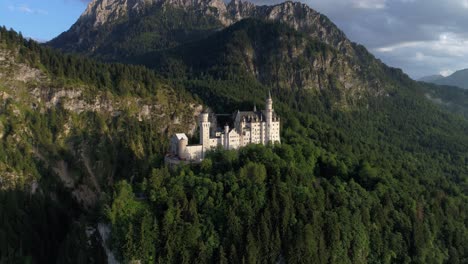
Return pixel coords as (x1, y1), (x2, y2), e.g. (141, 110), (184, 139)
(266, 90), (273, 143)
(253, 104), (257, 112)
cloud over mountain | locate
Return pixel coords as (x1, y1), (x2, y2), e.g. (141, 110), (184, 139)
(249, 0), (468, 78)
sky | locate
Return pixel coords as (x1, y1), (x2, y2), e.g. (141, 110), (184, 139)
(1, 0), (468, 79)
(0, 0), (88, 42)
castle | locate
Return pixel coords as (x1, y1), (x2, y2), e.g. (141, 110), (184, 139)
(166, 93), (280, 163)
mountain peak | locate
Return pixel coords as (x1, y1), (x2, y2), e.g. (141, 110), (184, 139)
(80, 0), (146, 27)
(49, 0), (351, 58)
(74, 0), (336, 30)
(80, 0), (229, 27)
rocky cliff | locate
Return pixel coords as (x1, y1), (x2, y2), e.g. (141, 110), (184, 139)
(0, 38), (201, 208)
(48, 0), (352, 57)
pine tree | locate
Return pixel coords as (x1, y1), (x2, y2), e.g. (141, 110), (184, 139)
(246, 231), (259, 264)
(218, 246), (228, 264)
(140, 211), (156, 263)
(123, 224), (135, 262)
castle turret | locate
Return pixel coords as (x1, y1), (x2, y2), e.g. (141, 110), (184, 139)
(265, 91), (273, 143)
(200, 112), (210, 154)
(240, 117), (245, 146)
(178, 137), (188, 160)
(224, 124), (229, 149)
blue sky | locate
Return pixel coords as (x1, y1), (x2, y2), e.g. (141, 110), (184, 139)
(0, 0), (88, 41)
(2, 0), (468, 78)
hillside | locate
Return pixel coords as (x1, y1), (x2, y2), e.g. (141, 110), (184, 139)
(431, 69), (468, 89)
(421, 83), (468, 119)
(141, 18), (399, 108)
(0, 27), (202, 262)
(3, 0), (468, 263)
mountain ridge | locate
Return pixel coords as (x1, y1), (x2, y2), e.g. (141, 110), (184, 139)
(420, 69), (468, 89)
(48, 0), (353, 57)
(418, 74), (443, 83)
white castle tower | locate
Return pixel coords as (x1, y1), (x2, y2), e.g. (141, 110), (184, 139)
(200, 112), (210, 154)
(265, 90), (273, 143)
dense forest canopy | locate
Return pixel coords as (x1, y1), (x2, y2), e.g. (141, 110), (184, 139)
(1, 16), (468, 264)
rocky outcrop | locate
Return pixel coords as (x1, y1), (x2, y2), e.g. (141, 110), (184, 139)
(254, 2), (353, 54)
(49, 0), (352, 55)
(0, 47), (201, 128)
(0, 45), (203, 207)
(0, 49), (46, 82)
(79, 0), (231, 27)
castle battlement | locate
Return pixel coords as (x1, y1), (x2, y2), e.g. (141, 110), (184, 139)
(166, 93), (280, 163)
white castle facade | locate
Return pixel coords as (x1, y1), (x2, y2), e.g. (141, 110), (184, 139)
(167, 93), (280, 163)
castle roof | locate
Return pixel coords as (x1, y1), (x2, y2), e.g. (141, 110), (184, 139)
(235, 110), (278, 122)
(173, 133), (188, 141)
(236, 111), (263, 121)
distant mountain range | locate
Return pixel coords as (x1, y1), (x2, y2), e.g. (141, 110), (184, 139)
(418, 74), (444, 83)
(419, 69), (468, 89)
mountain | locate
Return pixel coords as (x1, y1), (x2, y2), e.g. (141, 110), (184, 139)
(49, 0), (396, 108)
(430, 69), (468, 89)
(48, 0), (352, 60)
(418, 72), (468, 118)
(4, 0), (468, 263)
(423, 83), (468, 119)
(418, 74), (443, 82)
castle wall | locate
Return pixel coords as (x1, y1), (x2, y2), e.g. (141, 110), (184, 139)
(250, 122), (261, 144)
(270, 121), (281, 143)
(209, 138), (219, 148)
(228, 129), (240, 149)
(186, 145), (203, 161)
(241, 130), (251, 146)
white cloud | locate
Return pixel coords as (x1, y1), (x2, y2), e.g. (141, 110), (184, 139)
(352, 0), (386, 9)
(463, 0), (468, 8)
(18, 5), (33, 13)
(374, 32), (468, 58)
(440, 69), (454, 77)
(375, 33), (468, 58)
(374, 41), (422, 52)
(371, 31), (468, 78)
(8, 4), (48, 15)
(304, 0), (468, 77)
(415, 52), (425, 61)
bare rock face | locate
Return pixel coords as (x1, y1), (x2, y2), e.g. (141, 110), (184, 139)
(80, 0), (151, 27)
(0, 49), (46, 82)
(227, 0), (256, 20)
(49, 0), (351, 56)
(254, 2), (352, 53)
(80, 0), (231, 27)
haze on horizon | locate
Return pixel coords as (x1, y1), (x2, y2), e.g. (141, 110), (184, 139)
(1, 0), (468, 79)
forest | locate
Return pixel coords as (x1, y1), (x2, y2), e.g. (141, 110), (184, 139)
(0, 23), (467, 264)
